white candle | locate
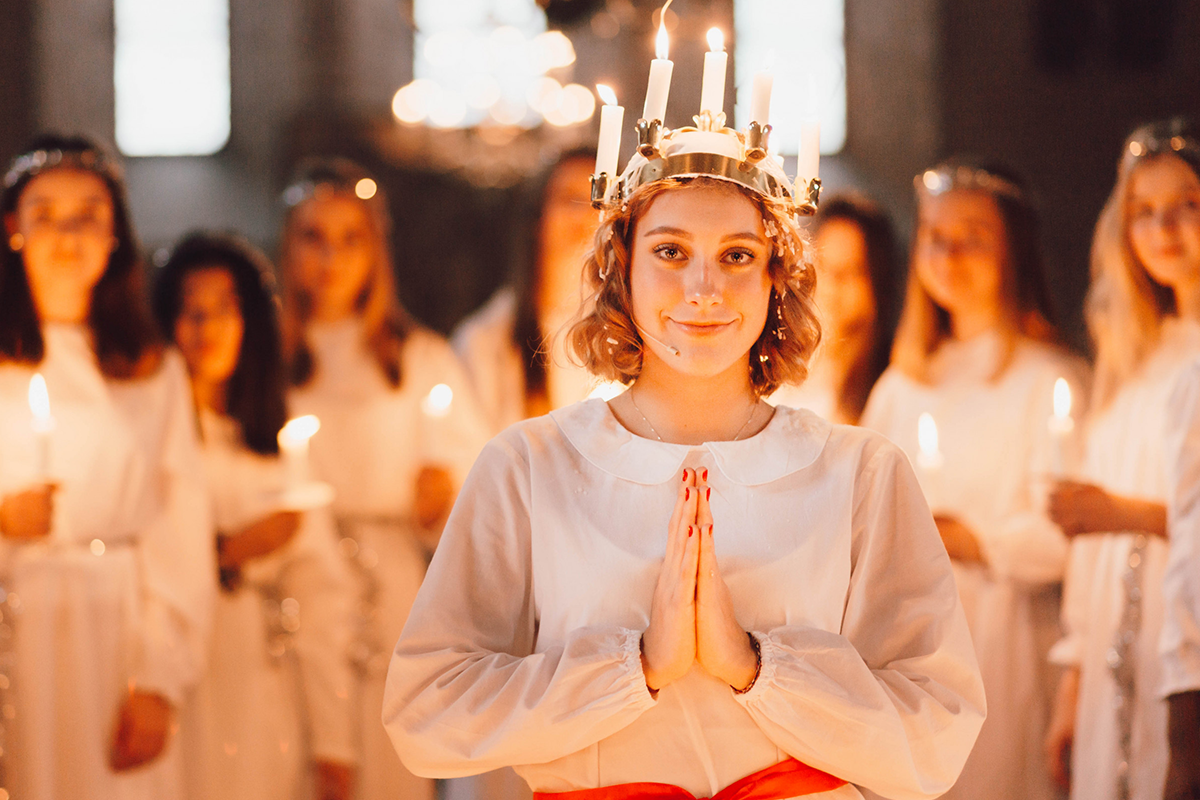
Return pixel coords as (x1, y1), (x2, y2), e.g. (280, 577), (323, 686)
(642, 12), (673, 121)
(798, 121), (821, 184)
(749, 72), (773, 127)
(28, 373), (54, 480)
(594, 84), (624, 180)
(1047, 378), (1074, 477)
(916, 411), (944, 509)
(421, 383), (454, 419)
(699, 28), (727, 117)
(278, 415), (320, 491)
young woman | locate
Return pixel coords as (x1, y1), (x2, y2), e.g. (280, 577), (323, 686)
(152, 233), (357, 800)
(860, 158), (1089, 800)
(770, 193), (899, 424)
(452, 150), (618, 437)
(382, 133), (986, 799)
(1045, 119), (1200, 800)
(278, 158), (492, 800)
(0, 135), (213, 799)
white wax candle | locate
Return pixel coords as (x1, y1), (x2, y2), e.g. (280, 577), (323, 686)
(594, 85), (624, 179)
(1047, 378), (1074, 477)
(278, 415), (320, 491)
(699, 28), (727, 116)
(28, 373), (54, 480)
(916, 412), (944, 508)
(749, 72), (773, 126)
(643, 16), (672, 121)
(798, 121), (821, 183)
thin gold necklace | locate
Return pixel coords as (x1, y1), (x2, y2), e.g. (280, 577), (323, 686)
(628, 389), (760, 443)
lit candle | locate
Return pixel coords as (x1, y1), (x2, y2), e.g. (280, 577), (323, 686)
(28, 373), (54, 481)
(421, 383), (454, 419)
(594, 84), (624, 181)
(699, 27), (727, 117)
(749, 71), (774, 127)
(797, 121), (821, 185)
(1047, 378), (1074, 477)
(916, 411), (944, 509)
(278, 415), (320, 492)
(642, 5), (673, 122)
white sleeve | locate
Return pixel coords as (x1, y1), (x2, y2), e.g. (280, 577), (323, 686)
(1161, 361), (1200, 697)
(282, 505), (358, 764)
(733, 440), (986, 800)
(131, 358), (217, 705)
(382, 436), (656, 778)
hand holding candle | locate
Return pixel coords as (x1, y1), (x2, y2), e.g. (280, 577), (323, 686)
(1047, 378), (1074, 478)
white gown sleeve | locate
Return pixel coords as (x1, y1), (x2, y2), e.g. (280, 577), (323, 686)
(131, 356), (217, 705)
(734, 438), (986, 800)
(382, 435), (657, 778)
(1161, 361), (1200, 697)
(283, 506), (358, 764)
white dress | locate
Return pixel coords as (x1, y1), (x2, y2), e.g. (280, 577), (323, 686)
(383, 400), (986, 800)
(182, 410), (355, 800)
(860, 332), (1089, 800)
(0, 325), (214, 800)
(1162, 357), (1200, 698)
(289, 320), (492, 800)
(1051, 318), (1200, 800)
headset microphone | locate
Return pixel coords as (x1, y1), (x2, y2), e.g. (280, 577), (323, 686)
(634, 323), (681, 357)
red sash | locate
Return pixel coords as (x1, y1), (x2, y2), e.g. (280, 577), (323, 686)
(532, 758), (847, 800)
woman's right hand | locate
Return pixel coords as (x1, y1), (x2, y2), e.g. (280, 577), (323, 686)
(641, 468), (701, 692)
(1044, 667), (1079, 791)
(0, 484), (57, 540)
(217, 510), (302, 572)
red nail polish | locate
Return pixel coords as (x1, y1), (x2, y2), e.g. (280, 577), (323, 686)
(702, 468), (708, 481)
(682, 471), (689, 483)
(707, 524), (714, 536)
(685, 488), (690, 500)
(706, 488), (711, 501)
(688, 525), (694, 537)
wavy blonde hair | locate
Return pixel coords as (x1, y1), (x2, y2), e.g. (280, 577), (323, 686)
(567, 176), (820, 398)
(278, 158), (412, 388)
(1088, 125), (1200, 407)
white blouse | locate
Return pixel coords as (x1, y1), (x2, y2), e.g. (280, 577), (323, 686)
(1162, 358), (1200, 698)
(0, 325), (213, 800)
(383, 400), (985, 800)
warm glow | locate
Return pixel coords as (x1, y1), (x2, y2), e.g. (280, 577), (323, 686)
(354, 178), (377, 200)
(918, 412), (940, 457)
(1053, 378), (1072, 420)
(28, 373), (51, 425)
(422, 384), (455, 418)
(279, 415), (320, 449)
(655, 2), (671, 59)
(596, 84), (618, 106)
(707, 27), (725, 52)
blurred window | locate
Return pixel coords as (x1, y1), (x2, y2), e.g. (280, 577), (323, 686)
(734, 0), (846, 155)
(114, 0), (231, 156)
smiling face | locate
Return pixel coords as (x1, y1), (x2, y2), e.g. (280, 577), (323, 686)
(9, 167), (115, 323)
(1126, 154), (1200, 298)
(174, 266), (245, 394)
(913, 189), (1007, 325)
(287, 192), (377, 322)
(628, 182), (772, 381)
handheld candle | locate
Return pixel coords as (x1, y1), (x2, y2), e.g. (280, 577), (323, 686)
(1047, 378), (1074, 477)
(278, 415), (320, 491)
(28, 373), (54, 481)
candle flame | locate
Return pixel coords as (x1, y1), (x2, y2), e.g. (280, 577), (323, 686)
(596, 84), (618, 106)
(918, 412), (939, 456)
(706, 27), (725, 53)
(279, 415), (320, 447)
(654, 0), (672, 59)
(421, 383), (455, 418)
(1053, 378), (1072, 420)
(28, 373), (51, 421)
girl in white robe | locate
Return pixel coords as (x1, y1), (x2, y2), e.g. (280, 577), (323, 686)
(861, 158), (1088, 800)
(278, 159), (492, 800)
(769, 194), (900, 425)
(152, 233), (357, 800)
(1045, 119), (1200, 800)
(384, 134), (986, 799)
(0, 135), (213, 799)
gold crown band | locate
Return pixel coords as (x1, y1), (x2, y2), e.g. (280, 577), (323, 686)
(621, 151), (794, 204)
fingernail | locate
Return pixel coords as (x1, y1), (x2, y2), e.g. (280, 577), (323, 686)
(682, 470), (689, 483)
(706, 488), (711, 501)
(707, 524), (714, 536)
(702, 468), (708, 481)
(685, 488), (691, 500)
(688, 525), (694, 537)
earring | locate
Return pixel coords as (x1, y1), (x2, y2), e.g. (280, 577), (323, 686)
(8, 232), (23, 251)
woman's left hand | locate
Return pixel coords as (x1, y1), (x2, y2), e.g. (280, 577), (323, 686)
(109, 690), (174, 771)
(314, 758), (356, 800)
(933, 515), (986, 564)
(693, 470), (758, 691)
(414, 466), (455, 531)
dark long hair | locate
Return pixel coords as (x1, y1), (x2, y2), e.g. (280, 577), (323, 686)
(153, 232), (288, 456)
(0, 133), (162, 377)
(815, 194), (901, 421)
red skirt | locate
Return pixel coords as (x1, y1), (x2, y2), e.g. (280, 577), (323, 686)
(532, 758), (847, 800)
